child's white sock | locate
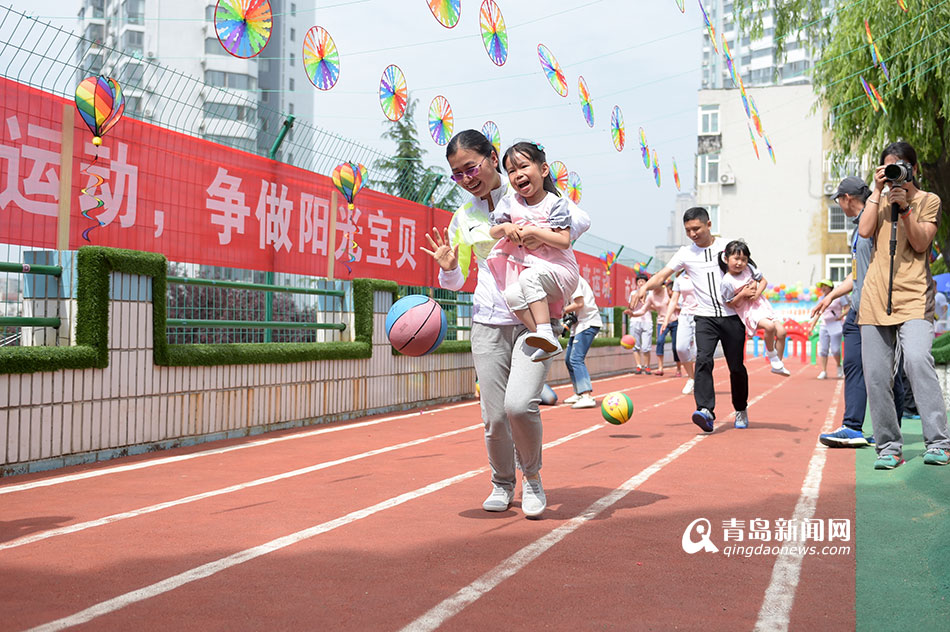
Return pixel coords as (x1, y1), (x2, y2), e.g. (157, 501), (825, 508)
(536, 323), (554, 339)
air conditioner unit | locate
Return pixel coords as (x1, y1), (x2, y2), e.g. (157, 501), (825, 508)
(719, 173), (736, 185)
(146, 51), (155, 59)
(823, 182), (837, 196)
(143, 108), (153, 118)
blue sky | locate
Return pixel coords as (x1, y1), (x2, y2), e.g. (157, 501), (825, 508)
(27, 0), (705, 255)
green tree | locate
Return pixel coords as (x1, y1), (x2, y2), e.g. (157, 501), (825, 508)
(373, 95), (462, 209)
(735, 0), (950, 251)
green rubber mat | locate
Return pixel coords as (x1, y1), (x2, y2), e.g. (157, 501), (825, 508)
(856, 418), (950, 629)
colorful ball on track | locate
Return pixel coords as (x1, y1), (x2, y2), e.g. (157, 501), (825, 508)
(620, 334), (636, 349)
(601, 392), (633, 425)
(385, 295), (447, 356)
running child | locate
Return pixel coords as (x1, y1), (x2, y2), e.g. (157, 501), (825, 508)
(814, 279), (847, 379)
(717, 240), (791, 376)
(487, 142), (579, 362)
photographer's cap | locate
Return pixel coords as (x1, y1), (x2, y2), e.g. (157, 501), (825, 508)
(832, 176), (868, 200)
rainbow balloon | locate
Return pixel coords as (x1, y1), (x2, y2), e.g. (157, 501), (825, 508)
(75, 75), (125, 146)
(214, 0), (272, 59)
(332, 162), (367, 210)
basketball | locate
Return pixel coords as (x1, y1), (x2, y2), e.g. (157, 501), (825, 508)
(620, 334), (636, 349)
(601, 392), (634, 425)
(540, 383), (558, 406)
(385, 295), (447, 356)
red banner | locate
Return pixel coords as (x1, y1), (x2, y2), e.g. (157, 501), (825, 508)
(0, 77), (640, 299)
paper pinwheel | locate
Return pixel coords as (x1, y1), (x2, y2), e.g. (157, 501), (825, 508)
(652, 150), (661, 188)
(672, 158), (681, 190)
(214, 0), (272, 59)
(674, 0), (685, 12)
(428, 95), (454, 145)
(698, 0), (718, 54)
(537, 44), (568, 97)
(379, 65), (408, 121)
(748, 123), (760, 160)
(764, 134), (776, 163)
(428, 0), (461, 28)
(860, 76), (886, 114)
(897, 0), (908, 11)
(639, 127), (650, 169)
(566, 171), (582, 204)
(479, 1), (508, 66)
(303, 26), (340, 91)
(578, 76), (594, 127)
(610, 106), (625, 152)
(481, 120), (501, 154)
(75, 75), (125, 241)
(549, 161), (569, 192)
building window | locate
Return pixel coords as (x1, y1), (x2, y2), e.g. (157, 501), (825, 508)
(122, 29), (144, 54)
(288, 102), (294, 115)
(204, 70), (257, 91)
(289, 53), (294, 67)
(699, 105), (719, 135)
(85, 23), (104, 43)
(290, 28), (296, 41)
(707, 204), (720, 235)
(122, 0), (144, 25)
(205, 38), (229, 55)
(205, 5), (215, 21)
(828, 204), (847, 232)
(697, 153), (719, 185)
(289, 78), (294, 91)
(826, 255), (852, 283)
(291, 2), (297, 16)
(203, 103), (252, 121)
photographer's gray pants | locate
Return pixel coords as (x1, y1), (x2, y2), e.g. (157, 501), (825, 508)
(472, 322), (552, 491)
(861, 320), (950, 456)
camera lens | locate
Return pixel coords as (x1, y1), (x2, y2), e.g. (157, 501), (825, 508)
(884, 162), (911, 184)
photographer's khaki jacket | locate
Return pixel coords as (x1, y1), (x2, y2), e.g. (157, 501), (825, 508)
(859, 191), (940, 326)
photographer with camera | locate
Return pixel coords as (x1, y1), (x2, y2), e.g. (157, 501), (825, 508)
(857, 141), (950, 469)
(562, 276), (603, 409)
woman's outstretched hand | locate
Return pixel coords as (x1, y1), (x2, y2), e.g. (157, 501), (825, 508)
(421, 226), (459, 272)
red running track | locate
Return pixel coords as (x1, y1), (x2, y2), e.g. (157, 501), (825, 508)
(1, 360), (855, 631)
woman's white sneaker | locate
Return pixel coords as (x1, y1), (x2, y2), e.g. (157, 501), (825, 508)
(521, 476), (547, 518)
(682, 378), (694, 394)
(482, 485), (514, 511)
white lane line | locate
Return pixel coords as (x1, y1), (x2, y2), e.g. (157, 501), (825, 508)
(400, 434), (708, 632)
(1, 423), (480, 551)
(753, 379), (843, 632)
(400, 371), (791, 632)
(2, 369), (658, 495)
(24, 425), (604, 632)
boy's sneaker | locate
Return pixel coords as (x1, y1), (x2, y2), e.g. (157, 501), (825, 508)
(530, 344), (563, 362)
(525, 331), (561, 352)
(873, 454), (904, 470)
(571, 393), (598, 409)
(681, 378), (694, 395)
(482, 485), (514, 511)
(691, 408), (715, 433)
(563, 394), (581, 405)
(923, 447), (950, 466)
(734, 410), (749, 429)
(819, 426), (870, 448)
(817, 371), (827, 380)
(770, 358), (791, 376)
(633, 366), (642, 375)
(521, 476), (547, 518)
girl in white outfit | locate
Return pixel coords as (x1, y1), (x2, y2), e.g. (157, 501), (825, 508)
(717, 240), (791, 376)
(487, 142), (579, 362)
(665, 272), (698, 393)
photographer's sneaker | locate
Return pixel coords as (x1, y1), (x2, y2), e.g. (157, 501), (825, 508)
(563, 394), (581, 405)
(691, 408), (715, 433)
(482, 485), (514, 512)
(923, 447), (950, 466)
(571, 393), (598, 409)
(734, 410), (749, 429)
(820, 426), (871, 448)
(521, 476), (547, 518)
(873, 454), (904, 470)
(681, 378), (694, 395)
(817, 371), (827, 380)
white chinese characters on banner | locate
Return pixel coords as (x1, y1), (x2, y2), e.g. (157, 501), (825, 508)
(365, 210), (392, 266)
(0, 115), (61, 217)
(207, 167), (251, 245)
(299, 192), (330, 255)
(255, 180), (293, 252)
(80, 140), (138, 228)
(396, 217), (417, 270)
(335, 205), (362, 262)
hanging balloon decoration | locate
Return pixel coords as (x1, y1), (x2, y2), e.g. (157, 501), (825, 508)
(75, 75), (125, 241)
(214, 0), (272, 59)
(332, 162), (368, 275)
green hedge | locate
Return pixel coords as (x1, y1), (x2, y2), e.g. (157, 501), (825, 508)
(933, 332), (950, 364)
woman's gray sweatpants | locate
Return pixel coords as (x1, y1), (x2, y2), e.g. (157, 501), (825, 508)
(861, 319), (950, 456)
(472, 321), (553, 492)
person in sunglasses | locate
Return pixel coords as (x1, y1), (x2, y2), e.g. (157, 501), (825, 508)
(421, 130), (590, 518)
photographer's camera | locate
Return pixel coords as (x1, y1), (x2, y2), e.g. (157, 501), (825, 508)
(884, 160), (913, 185)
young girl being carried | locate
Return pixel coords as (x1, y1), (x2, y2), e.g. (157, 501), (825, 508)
(718, 240), (790, 376)
(487, 142), (579, 362)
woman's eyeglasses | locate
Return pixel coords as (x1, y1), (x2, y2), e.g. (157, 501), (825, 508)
(450, 156), (489, 183)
